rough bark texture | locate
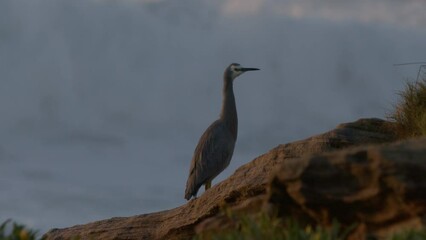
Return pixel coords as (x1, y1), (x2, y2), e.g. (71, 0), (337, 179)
(43, 118), (397, 240)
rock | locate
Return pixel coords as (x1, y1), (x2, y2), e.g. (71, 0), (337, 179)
(268, 136), (426, 239)
(43, 118), (396, 240)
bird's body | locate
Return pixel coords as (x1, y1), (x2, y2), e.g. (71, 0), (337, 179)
(185, 63), (259, 200)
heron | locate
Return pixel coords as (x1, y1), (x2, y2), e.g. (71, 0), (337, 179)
(184, 63), (260, 200)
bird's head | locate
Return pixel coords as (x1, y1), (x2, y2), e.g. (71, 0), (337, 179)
(225, 63), (260, 81)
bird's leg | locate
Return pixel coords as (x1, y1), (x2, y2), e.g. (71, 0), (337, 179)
(205, 181), (211, 190)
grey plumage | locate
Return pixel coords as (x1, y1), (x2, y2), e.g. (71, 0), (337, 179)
(185, 63), (259, 200)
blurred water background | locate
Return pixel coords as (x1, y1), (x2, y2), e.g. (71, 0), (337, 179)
(0, 0), (425, 233)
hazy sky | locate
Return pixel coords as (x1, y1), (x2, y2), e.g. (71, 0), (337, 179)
(1, 0), (425, 140)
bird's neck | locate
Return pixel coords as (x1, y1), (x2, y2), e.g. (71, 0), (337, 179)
(220, 79), (238, 140)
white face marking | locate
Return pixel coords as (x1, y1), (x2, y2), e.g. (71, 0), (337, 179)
(230, 64), (243, 80)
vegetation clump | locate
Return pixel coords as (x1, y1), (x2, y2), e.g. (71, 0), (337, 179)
(389, 229), (426, 240)
(390, 78), (426, 138)
(0, 219), (40, 240)
(195, 212), (354, 240)
(195, 209), (426, 240)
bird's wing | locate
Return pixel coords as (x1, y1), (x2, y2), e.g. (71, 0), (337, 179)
(185, 120), (235, 198)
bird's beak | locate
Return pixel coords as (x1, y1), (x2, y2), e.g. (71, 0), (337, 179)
(241, 67), (260, 72)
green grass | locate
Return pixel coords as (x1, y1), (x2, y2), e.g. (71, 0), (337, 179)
(194, 211), (426, 240)
(194, 212), (355, 240)
(0, 219), (40, 240)
(389, 229), (426, 240)
(389, 78), (426, 138)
